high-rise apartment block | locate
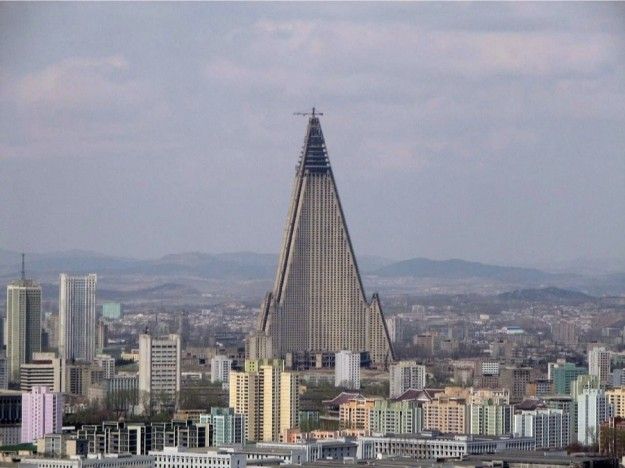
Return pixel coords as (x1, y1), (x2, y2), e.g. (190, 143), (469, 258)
(59, 273), (97, 362)
(251, 113), (393, 367)
(500, 367), (532, 403)
(138, 333), (181, 415)
(335, 351), (360, 390)
(513, 408), (570, 449)
(229, 359), (299, 442)
(588, 346), (611, 385)
(6, 264), (42, 384)
(606, 387), (625, 418)
(20, 386), (63, 443)
(577, 388), (613, 446)
(199, 407), (245, 446)
(210, 355), (232, 389)
(389, 361), (426, 398)
(423, 390), (467, 434)
(94, 354), (116, 379)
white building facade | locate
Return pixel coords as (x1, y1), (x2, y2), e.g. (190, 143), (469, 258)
(389, 361), (426, 398)
(59, 274), (97, 362)
(138, 333), (181, 414)
(335, 351), (360, 390)
(210, 355), (232, 388)
(513, 408), (570, 449)
(577, 387), (613, 446)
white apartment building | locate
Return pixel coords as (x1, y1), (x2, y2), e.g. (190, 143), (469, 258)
(588, 346), (611, 385)
(21, 454), (154, 468)
(210, 355), (232, 388)
(335, 351), (360, 390)
(59, 274), (97, 362)
(577, 387), (613, 446)
(389, 361), (426, 398)
(95, 354), (116, 379)
(138, 333), (181, 415)
(514, 408), (570, 449)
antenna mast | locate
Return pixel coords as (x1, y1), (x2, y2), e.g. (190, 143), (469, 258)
(21, 253), (26, 281)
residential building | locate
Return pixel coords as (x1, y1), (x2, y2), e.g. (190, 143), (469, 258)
(385, 316), (403, 343)
(229, 359), (299, 442)
(138, 333), (181, 414)
(199, 407), (245, 446)
(59, 273), (97, 362)
(338, 396), (379, 431)
(500, 367), (532, 403)
(335, 350), (360, 390)
(210, 355), (232, 388)
(514, 408), (570, 449)
(577, 387), (613, 446)
(606, 387), (625, 418)
(249, 114), (393, 366)
(389, 361), (426, 398)
(589, 346), (611, 385)
(35, 433), (89, 457)
(6, 262), (42, 384)
(552, 363), (587, 395)
(469, 401), (513, 436)
(369, 399), (421, 434)
(95, 354), (116, 379)
(423, 390), (467, 434)
(21, 385), (63, 443)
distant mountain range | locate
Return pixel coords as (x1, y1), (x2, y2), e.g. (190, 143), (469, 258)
(1, 248), (623, 295)
(373, 257), (555, 282)
(497, 287), (594, 303)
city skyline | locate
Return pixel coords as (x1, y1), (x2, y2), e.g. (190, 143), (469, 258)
(2, 3), (625, 265)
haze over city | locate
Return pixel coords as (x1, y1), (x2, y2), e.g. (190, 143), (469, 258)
(2, 2), (625, 267)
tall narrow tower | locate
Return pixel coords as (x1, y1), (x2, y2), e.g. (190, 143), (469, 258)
(58, 273), (97, 362)
(252, 111), (393, 366)
(6, 255), (42, 384)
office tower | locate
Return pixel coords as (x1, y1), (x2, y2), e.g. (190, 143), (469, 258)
(138, 333), (181, 414)
(251, 112), (393, 367)
(513, 408), (570, 449)
(20, 352), (64, 393)
(199, 407), (245, 446)
(20, 386), (63, 443)
(102, 302), (123, 320)
(58, 273), (97, 362)
(94, 354), (115, 379)
(210, 355), (232, 388)
(589, 346), (611, 385)
(551, 363), (587, 394)
(335, 351), (360, 390)
(577, 387), (612, 446)
(389, 361), (426, 398)
(229, 359), (299, 442)
(6, 257), (42, 384)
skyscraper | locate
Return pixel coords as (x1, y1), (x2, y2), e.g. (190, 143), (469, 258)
(335, 350), (361, 390)
(588, 346), (611, 385)
(6, 256), (42, 384)
(251, 111), (393, 366)
(58, 274), (97, 362)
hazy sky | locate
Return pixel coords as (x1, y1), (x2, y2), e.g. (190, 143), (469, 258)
(1, 3), (624, 265)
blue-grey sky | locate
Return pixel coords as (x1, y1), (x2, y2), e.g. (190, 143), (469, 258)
(1, 2), (625, 265)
